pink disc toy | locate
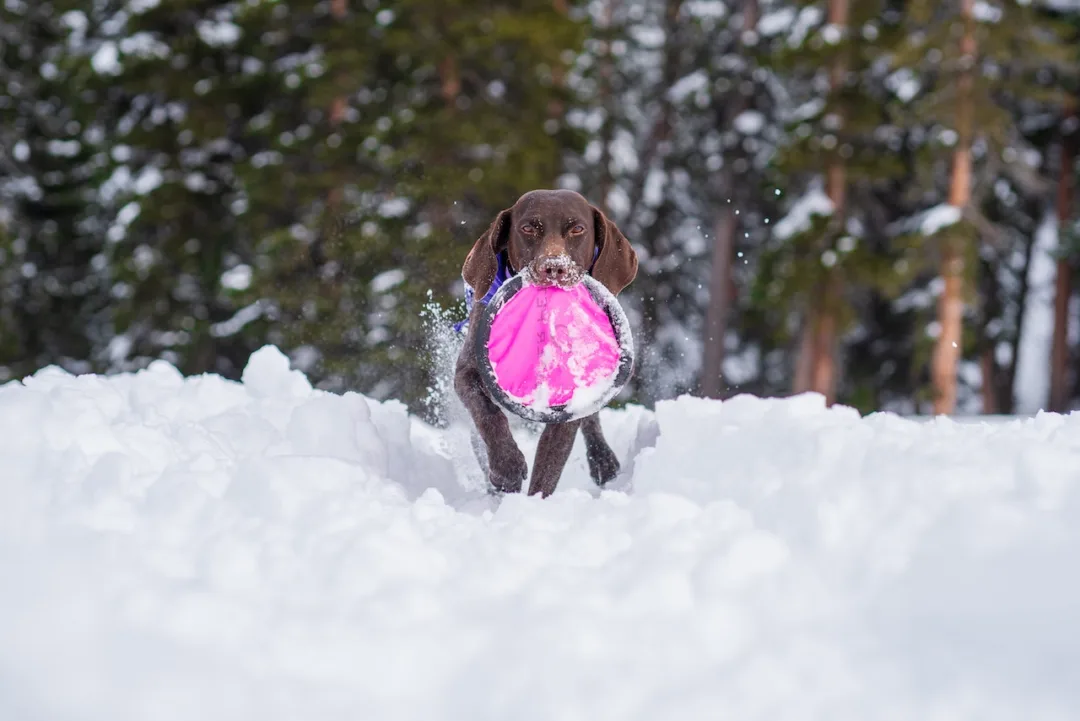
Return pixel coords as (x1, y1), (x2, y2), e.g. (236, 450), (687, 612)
(474, 274), (634, 423)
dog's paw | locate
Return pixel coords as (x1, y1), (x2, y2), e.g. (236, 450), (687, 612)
(487, 444), (527, 495)
(586, 444), (621, 487)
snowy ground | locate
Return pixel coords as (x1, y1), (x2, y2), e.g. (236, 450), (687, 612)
(3, 346), (1080, 721)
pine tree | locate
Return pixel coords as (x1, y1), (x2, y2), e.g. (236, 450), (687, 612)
(893, 0), (1076, 413)
(700, 0), (761, 399)
(0, 0), (114, 381)
(754, 0), (911, 408)
(562, 0), (696, 404)
(91, 0), (307, 377)
(245, 0), (586, 407)
(1045, 4), (1080, 412)
(561, 0), (787, 403)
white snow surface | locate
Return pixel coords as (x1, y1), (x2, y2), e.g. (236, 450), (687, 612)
(4, 346), (1080, 721)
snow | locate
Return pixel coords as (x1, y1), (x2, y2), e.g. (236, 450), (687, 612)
(629, 26), (665, 50)
(196, 19), (242, 48)
(220, 264), (253, 292)
(787, 6), (823, 48)
(887, 204), (964, 240)
(757, 8), (795, 36)
(564, 369), (618, 416)
(643, 168), (666, 207)
(120, 31), (172, 60)
(820, 23), (843, 45)
(733, 110), (765, 135)
(887, 68), (921, 103)
(60, 10), (89, 34)
(91, 41), (121, 76)
(370, 268), (406, 293)
(1014, 212), (1058, 414)
(4, 348), (1080, 720)
(772, 185), (834, 241)
(378, 197), (411, 218)
(919, 203), (963, 236)
(974, 1), (1004, 23)
(134, 166), (164, 196)
(667, 70), (709, 103)
(209, 301), (266, 338)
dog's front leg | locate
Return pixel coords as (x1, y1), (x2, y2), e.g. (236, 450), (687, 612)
(454, 364), (527, 494)
(580, 413), (620, 486)
(527, 420), (583, 497)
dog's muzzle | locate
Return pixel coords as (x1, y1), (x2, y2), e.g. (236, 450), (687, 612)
(528, 254), (584, 288)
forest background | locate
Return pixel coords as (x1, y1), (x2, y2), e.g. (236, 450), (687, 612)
(4, 0), (1080, 419)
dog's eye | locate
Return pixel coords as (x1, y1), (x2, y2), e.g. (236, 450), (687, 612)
(520, 224), (536, 235)
(570, 224), (586, 236)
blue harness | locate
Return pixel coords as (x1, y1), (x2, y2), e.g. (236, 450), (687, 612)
(454, 248), (599, 333)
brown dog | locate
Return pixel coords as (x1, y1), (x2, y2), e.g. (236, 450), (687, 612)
(454, 189), (638, 497)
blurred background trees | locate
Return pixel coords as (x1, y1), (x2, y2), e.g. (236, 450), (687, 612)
(2, 0), (1079, 418)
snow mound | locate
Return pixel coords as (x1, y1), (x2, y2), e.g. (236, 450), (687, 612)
(3, 347), (1080, 721)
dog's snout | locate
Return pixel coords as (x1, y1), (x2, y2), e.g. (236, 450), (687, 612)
(534, 254), (577, 286)
(540, 259), (568, 281)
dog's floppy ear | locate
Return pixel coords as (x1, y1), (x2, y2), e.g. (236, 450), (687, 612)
(462, 208), (512, 300)
(591, 206), (638, 295)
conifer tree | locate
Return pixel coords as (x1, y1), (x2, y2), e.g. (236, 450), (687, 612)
(1045, 3), (1080, 412)
(246, 0), (585, 405)
(0, 0), (114, 380)
(700, 0), (761, 399)
(755, 0), (910, 407)
(893, 0), (1075, 413)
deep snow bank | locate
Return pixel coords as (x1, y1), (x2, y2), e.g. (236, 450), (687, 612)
(2, 347), (1080, 721)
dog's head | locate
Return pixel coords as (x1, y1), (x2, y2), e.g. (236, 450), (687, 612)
(462, 189), (638, 299)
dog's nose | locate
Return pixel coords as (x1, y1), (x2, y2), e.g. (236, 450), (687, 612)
(543, 264), (567, 282)
(537, 256), (571, 283)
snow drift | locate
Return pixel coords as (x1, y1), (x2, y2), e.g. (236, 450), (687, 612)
(2, 346), (1080, 721)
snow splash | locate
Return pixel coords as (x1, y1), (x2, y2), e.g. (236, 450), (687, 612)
(419, 295), (491, 492)
(419, 294), (465, 427)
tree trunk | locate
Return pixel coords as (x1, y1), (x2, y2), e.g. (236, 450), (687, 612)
(980, 349), (997, 414)
(627, 0), (681, 404)
(812, 273), (840, 402)
(439, 55), (460, 106)
(702, 190), (736, 398)
(330, 0), (348, 120)
(933, 259), (966, 414)
(315, 0), (349, 268)
(979, 246), (1006, 414)
(931, 0), (975, 416)
(1049, 101), (1076, 413)
(793, 314), (815, 394)
(701, 0), (758, 398)
(1005, 227), (1037, 412)
(792, 0), (846, 405)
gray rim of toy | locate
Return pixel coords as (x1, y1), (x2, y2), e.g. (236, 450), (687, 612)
(474, 274), (635, 424)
